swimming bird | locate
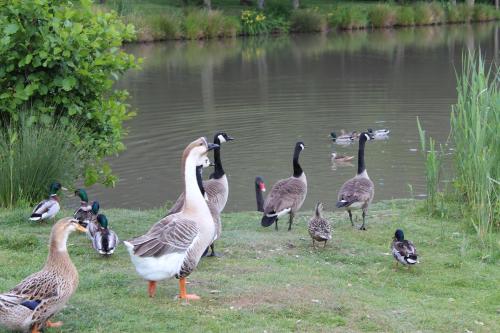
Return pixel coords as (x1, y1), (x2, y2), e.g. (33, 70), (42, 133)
(261, 142), (307, 231)
(330, 131), (354, 143)
(308, 202), (332, 248)
(367, 128), (390, 139)
(391, 229), (419, 267)
(91, 214), (119, 255)
(254, 176), (266, 212)
(336, 132), (374, 230)
(29, 182), (66, 222)
(167, 132), (234, 257)
(124, 137), (218, 300)
(0, 218), (86, 332)
(331, 152), (354, 162)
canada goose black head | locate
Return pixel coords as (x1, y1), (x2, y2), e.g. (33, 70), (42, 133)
(214, 132), (235, 144)
(296, 142), (305, 151)
(394, 229), (404, 242)
(359, 132), (371, 144)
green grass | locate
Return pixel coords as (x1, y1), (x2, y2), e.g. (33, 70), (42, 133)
(1, 200), (499, 332)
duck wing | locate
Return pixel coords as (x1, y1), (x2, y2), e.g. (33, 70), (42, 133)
(264, 177), (307, 215)
(165, 192), (185, 216)
(8, 270), (60, 301)
(127, 216), (199, 258)
(337, 177), (374, 207)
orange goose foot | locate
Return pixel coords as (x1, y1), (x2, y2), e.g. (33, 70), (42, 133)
(46, 321), (63, 328)
(178, 277), (200, 301)
(148, 280), (157, 298)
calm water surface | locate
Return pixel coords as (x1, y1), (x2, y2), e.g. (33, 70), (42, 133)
(88, 24), (499, 211)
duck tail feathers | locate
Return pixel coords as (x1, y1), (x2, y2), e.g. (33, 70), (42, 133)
(29, 214), (42, 221)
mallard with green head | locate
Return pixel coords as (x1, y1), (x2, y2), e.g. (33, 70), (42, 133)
(391, 229), (419, 267)
(84, 201), (100, 239)
(29, 182), (66, 222)
(73, 189), (91, 225)
(91, 214), (119, 255)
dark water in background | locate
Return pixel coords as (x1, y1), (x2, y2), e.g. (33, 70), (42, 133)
(86, 23), (498, 211)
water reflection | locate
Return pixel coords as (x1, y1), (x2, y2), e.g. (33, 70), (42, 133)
(86, 23), (498, 211)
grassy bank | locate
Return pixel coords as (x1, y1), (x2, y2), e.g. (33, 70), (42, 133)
(99, 1), (500, 42)
(1, 200), (499, 332)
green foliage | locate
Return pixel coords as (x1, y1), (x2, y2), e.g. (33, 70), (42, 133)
(328, 5), (368, 30)
(451, 53), (499, 239)
(396, 6), (415, 26)
(0, 116), (81, 208)
(413, 2), (435, 25)
(368, 4), (396, 28)
(0, 0), (138, 186)
(289, 9), (327, 33)
(472, 4), (497, 22)
(265, 0), (293, 19)
(150, 12), (183, 40)
(241, 10), (269, 35)
(429, 2), (445, 24)
(184, 9), (210, 39)
(417, 117), (444, 216)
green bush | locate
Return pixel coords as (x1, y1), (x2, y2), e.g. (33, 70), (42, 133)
(0, 0), (138, 187)
(150, 12), (183, 40)
(221, 16), (241, 38)
(329, 5), (368, 30)
(289, 9), (327, 33)
(0, 116), (81, 208)
(368, 4), (396, 28)
(457, 4), (474, 23)
(184, 9), (210, 39)
(414, 3), (434, 25)
(473, 4), (496, 22)
(446, 4), (465, 23)
(429, 2), (445, 24)
(241, 10), (269, 35)
(396, 6), (415, 26)
(265, 0), (293, 20)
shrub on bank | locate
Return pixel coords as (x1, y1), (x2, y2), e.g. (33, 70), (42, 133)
(396, 6), (415, 26)
(290, 9), (327, 33)
(473, 4), (497, 22)
(414, 3), (435, 25)
(150, 12), (183, 40)
(329, 5), (368, 30)
(369, 4), (396, 28)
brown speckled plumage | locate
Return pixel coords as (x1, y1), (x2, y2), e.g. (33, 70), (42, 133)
(308, 203), (332, 247)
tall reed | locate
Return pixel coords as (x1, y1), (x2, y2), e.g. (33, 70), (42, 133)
(451, 53), (499, 239)
(417, 117), (443, 215)
(0, 117), (81, 208)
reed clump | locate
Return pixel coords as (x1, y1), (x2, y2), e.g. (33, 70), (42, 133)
(290, 9), (327, 33)
(451, 53), (499, 239)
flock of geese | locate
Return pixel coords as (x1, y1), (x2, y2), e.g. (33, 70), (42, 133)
(0, 130), (419, 332)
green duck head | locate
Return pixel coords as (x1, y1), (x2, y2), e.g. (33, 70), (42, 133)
(91, 201), (100, 214)
(74, 188), (89, 203)
(97, 214), (108, 229)
(49, 182), (63, 197)
(394, 229), (405, 241)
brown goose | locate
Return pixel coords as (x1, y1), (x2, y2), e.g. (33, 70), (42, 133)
(124, 137), (218, 300)
(308, 202), (332, 248)
(336, 132), (374, 230)
(261, 142), (307, 231)
(254, 176), (266, 212)
(167, 132), (234, 257)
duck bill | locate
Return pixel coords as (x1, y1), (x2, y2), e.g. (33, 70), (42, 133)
(207, 143), (219, 151)
(226, 135), (235, 141)
(75, 224), (87, 233)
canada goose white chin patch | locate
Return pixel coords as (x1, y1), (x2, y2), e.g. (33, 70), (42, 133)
(364, 133), (371, 141)
(218, 135), (226, 143)
(300, 144), (305, 150)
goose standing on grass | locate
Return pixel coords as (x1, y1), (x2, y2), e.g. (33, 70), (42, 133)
(166, 132), (234, 257)
(0, 218), (86, 332)
(91, 214), (119, 255)
(391, 229), (419, 267)
(308, 202), (332, 248)
(336, 132), (374, 230)
(124, 137), (218, 300)
(261, 142), (307, 231)
(29, 182), (66, 222)
(254, 176), (266, 212)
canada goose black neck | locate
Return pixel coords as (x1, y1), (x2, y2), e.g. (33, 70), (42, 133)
(255, 176), (265, 212)
(211, 134), (225, 179)
(196, 165), (205, 196)
(293, 142), (304, 178)
(357, 133), (369, 175)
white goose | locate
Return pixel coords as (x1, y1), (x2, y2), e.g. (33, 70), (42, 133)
(124, 137), (218, 300)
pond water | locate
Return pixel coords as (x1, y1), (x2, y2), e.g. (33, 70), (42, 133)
(88, 23), (499, 211)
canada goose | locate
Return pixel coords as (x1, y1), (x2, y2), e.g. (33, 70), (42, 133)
(308, 202), (332, 248)
(124, 137), (218, 300)
(367, 128), (390, 139)
(336, 132), (374, 230)
(261, 142), (307, 231)
(391, 229), (419, 266)
(331, 152), (354, 162)
(0, 218), (86, 332)
(29, 182), (66, 222)
(91, 214), (119, 255)
(255, 176), (266, 212)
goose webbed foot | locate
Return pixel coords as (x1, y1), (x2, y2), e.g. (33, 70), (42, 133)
(148, 281), (157, 298)
(45, 321), (63, 328)
(178, 277), (200, 301)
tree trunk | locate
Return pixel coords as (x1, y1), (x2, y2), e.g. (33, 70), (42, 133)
(466, 0), (474, 6)
(495, 0), (499, 10)
(292, 0), (299, 10)
(204, 0), (211, 10)
(450, 0), (456, 5)
(258, 0), (265, 10)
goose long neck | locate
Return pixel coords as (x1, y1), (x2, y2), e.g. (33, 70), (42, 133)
(212, 136), (224, 179)
(315, 205), (322, 218)
(293, 148), (303, 178)
(183, 153), (206, 212)
(357, 139), (366, 175)
(255, 185), (264, 212)
(196, 165), (205, 196)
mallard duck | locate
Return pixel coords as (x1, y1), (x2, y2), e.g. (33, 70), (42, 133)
(367, 128), (390, 139)
(167, 132), (234, 257)
(29, 182), (66, 222)
(336, 132), (374, 230)
(308, 202), (332, 248)
(330, 131), (354, 143)
(91, 214), (119, 255)
(254, 176), (266, 212)
(0, 217), (86, 332)
(73, 189), (91, 226)
(125, 137), (218, 300)
(391, 229), (419, 266)
(331, 152), (354, 162)
(84, 201), (100, 240)
(261, 142), (307, 231)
